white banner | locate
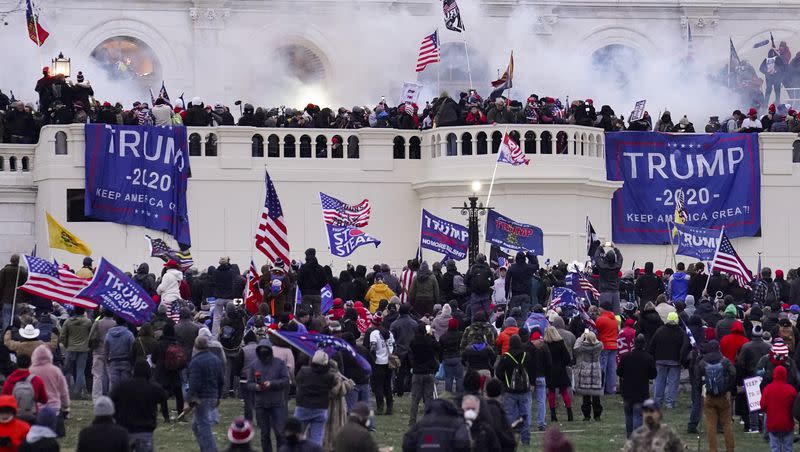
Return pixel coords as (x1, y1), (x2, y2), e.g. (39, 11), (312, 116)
(399, 82), (424, 106)
(744, 376), (762, 412)
(632, 99), (647, 121)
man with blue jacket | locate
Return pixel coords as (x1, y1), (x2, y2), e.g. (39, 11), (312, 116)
(668, 262), (691, 303)
(188, 335), (224, 452)
(248, 338), (289, 452)
(104, 316), (134, 393)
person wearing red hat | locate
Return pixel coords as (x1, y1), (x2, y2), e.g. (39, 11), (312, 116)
(740, 108), (763, 132)
(774, 269), (790, 303)
(157, 260), (184, 319)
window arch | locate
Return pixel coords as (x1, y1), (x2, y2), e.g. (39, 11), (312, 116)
(251, 135), (264, 157)
(204, 133), (218, 156)
(477, 132), (488, 155)
(90, 36), (161, 90)
(409, 136), (421, 160)
(9, 156), (17, 172)
(267, 134), (280, 157)
(284, 135), (296, 158)
(393, 136), (406, 159)
(316, 135), (328, 158)
(540, 131), (553, 154)
(55, 131), (68, 155)
(332, 135), (344, 159)
(524, 131), (536, 154)
(299, 135), (312, 158)
(347, 136), (359, 159)
(189, 133), (202, 156)
(0, 156), (4, 171)
(21, 156), (30, 171)
(491, 131), (503, 154)
(461, 133), (473, 155)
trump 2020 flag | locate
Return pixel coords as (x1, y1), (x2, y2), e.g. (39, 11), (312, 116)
(420, 209), (469, 261)
(485, 210), (543, 254)
(75, 258), (157, 326)
(325, 225), (381, 257)
(268, 330), (371, 374)
(497, 131), (529, 166)
(674, 223), (720, 262)
(320, 284), (334, 314)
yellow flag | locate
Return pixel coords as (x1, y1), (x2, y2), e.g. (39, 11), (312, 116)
(46, 212), (92, 256)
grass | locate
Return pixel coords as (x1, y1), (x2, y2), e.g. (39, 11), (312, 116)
(55, 391), (770, 451)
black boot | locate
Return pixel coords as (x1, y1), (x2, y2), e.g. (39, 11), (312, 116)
(567, 408), (574, 422)
(385, 401), (393, 416)
(550, 408), (558, 422)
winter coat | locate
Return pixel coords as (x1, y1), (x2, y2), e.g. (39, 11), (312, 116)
(389, 315), (417, 356)
(410, 333), (440, 374)
(505, 252), (539, 299)
(545, 340), (572, 388)
(760, 365), (798, 432)
(29, 345), (69, 412)
(635, 272), (663, 306)
(60, 315), (92, 352)
(495, 348), (536, 393)
(573, 337), (604, 396)
(187, 350), (223, 401)
(151, 104), (173, 126)
(19, 425), (58, 452)
(433, 97), (461, 127)
(668, 272), (690, 302)
(618, 348), (657, 402)
(461, 343), (495, 372)
(4, 330), (58, 360)
(636, 304), (664, 346)
(695, 346), (736, 395)
(594, 247), (623, 292)
(104, 325), (134, 362)
(110, 366), (168, 433)
(183, 105), (209, 126)
(213, 263), (238, 299)
(76, 416), (129, 452)
(0, 396), (29, 451)
(409, 271), (440, 315)
(0, 263), (27, 305)
(333, 418), (378, 452)
(715, 313), (738, 341)
(295, 363), (336, 409)
(248, 353), (290, 407)
(648, 324), (688, 365)
(439, 330), (461, 359)
(364, 283), (394, 314)
(596, 311), (619, 350)
(737, 336), (771, 379)
(157, 268), (183, 303)
(88, 317), (116, 355)
(720, 322), (749, 364)
(402, 399), (470, 452)
(495, 326), (519, 355)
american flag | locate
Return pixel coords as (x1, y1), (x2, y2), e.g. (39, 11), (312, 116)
(416, 31), (440, 73)
(19, 255), (96, 309)
(400, 268), (416, 304)
(145, 235), (193, 271)
(711, 233), (753, 289)
(579, 274), (600, 300)
(166, 300), (182, 323)
(497, 131), (529, 166)
(319, 192), (371, 227)
(255, 171), (290, 265)
(550, 287), (596, 332)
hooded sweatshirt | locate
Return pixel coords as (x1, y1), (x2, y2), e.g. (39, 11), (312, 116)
(29, 345), (69, 412)
(364, 282), (394, 314)
(105, 324), (134, 362)
(760, 365), (797, 432)
(720, 321), (749, 364)
(668, 271), (690, 302)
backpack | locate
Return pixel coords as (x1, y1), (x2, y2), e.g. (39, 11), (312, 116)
(164, 343), (188, 371)
(505, 352), (529, 392)
(470, 266), (492, 295)
(764, 282), (778, 305)
(703, 361), (728, 396)
(220, 325), (238, 349)
(13, 375), (36, 422)
(453, 275), (467, 296)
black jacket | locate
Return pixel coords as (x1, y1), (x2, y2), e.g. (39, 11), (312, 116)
(76, 417), (130, 452)
(333, 418), (378, 452)
(439, 330), (462, 360)
(648, 324), (689, 364)
(505, 252), (538, 299)
(706, 273), (730, 298)
(409, 333), (440, 374)
(110, 375), (168, 432)
(184, 105), (209, 126)
(594, 247), (623, 292)
(545, 340), (572, 388)
(297, 257), (327, 295)
(461, 343), (495, 372)
(295, 363), (336, 409)
(213, 263), (237, 299)
(495, 348), (536, 393)
(688, 273), (708, 301)
(635, 272), (662, 306)
(617, 348), (657, 402)
(636, 307), (664, 345)
(402, 399), (470, 452)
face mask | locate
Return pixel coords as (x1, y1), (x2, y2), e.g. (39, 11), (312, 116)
(464, 409), (478, 421)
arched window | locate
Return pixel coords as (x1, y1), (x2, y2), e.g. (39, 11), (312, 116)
(251, 135), (264, 157)
(347, 136), (359, 159)
(557, 131), (569, 155)
(393, 136), (406, 159)
(189, 133), (202, 156)
(524, 131), (536, 154)
(21, 156), (30, 172)
(9, 156), (17, 172)
(540, 131), (553, 154)
(591, 44), (641, 89)
(794, 140), (800, 163)
(90, 36), (161, 91)
(461, 133), (473, 155)
(446, 133), (457, 156)
(274, 44), (327, 83)
(55, 131), (68, 155)
(316, 135), (327, 158)
(284, 135), (296, 158)
(267, 134), (280, 157)
(205, 133), (218, 156)
(409, 137), (421, 160)
(332, 135), (344, 159)
(299, 135), (312, 158)
(0, 156), (4, 171)
(477, 132), (488, 155)
(491, 131), (503, 154)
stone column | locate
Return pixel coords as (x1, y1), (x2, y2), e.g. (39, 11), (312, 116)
(189, 4), (230, 104)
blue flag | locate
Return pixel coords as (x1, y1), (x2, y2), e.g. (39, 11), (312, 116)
(84, 124), (192, 246)
(420, 209), (469, 261)
(605, 132), (760, 244)
(673, 223), (720, 261)
(325, 225), (381, 257)
(75, 258), (156, 326)
(320, 284), (334, 314)
(268, 330), (371, 374)
(485, 210), (544, 255)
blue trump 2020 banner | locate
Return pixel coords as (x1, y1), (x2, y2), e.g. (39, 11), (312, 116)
(76, 258), (157, 326)
(674, 223), (721, 262)
(605, 132), (760, 244)
(84, 124), (192, 246)
(485, 210), (544, 255)
(420, 209), (468, 260)
(326, 225), (381, 257)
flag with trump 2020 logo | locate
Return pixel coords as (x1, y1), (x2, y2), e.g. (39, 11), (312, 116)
(84, 124), (192, 246)
(420, 209), (468, 261)
(605, 132), (760, 244)
(485, 209), (544, 255)
(673, 223), (720, 262)
(325, 225), (381, 257)
(75, 258), (157, 326)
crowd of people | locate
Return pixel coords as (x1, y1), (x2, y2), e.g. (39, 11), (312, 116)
(2, 59), (800, 146)
(0, 243), (799, 451)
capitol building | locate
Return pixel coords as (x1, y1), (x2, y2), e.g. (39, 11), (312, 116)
(1, 0), (800, 272)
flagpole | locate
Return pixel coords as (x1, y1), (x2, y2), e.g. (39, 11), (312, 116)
(667, 221), (677, 268)
(10, 260), (22, 322)
(703, 226), (726, 297)
(485, 126), (506, 210)
(462, 39), (473, 90)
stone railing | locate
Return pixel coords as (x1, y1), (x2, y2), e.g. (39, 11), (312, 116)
(0, 143), (35, 174)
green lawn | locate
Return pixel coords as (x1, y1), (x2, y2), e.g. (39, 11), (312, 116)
(56, 392), (769, 451)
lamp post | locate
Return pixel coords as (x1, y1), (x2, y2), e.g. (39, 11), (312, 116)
(51, 52), (70, 77)
(454, 181), (491, 267)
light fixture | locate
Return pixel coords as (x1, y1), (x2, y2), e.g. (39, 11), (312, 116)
(51, 52), (70, 77)
(471, 180), (482, 193)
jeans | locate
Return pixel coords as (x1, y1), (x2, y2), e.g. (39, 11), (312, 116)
(654, 364), (681, 408)
(64, 351), (89, 395)
(91, 354), (108, 400)
(409, 374), (434, 426)
(1, 304), (13, 332)
(371, 364), (393, 412)
(532, 376), (547, 428)
(256, 405), (286, 452)
(293, 406), (328, 446)
(503, 392), (532, 445)
(768, 432), (793, 452)
(469, 294), (490, 320)
(623, 400), (643, 438)
(688, 371), (702, 430)
(242, 384), (254, 421)
(301, 294), (322, 316)
(192, 398), (219, 452)
(346, 383), (371, 411)
(765, 80), (782, 105)
(129, 431), (154, 452)
(442, 357), (464, 394)
(599, 350), (617, 394)
(106, 360), (132, 394)
(703, 394), (734, 452)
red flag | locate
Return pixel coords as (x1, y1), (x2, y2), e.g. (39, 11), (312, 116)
(26, 0), (49, 47)
(245, 260), (263, 315)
